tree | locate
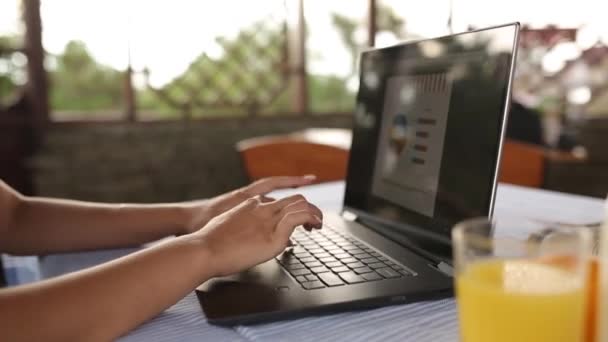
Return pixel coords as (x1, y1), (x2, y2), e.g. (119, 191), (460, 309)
(0, 35), (22, 106)
(39, 10), (386, 117)
(49, 40), (124, 112)
(144, 21), (291, 118)
(332, 4), (406, 77)
(146, 19), (357, 117)
(308, 74), (355, 113)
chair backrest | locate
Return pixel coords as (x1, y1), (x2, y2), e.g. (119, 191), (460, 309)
(239, 133), (555, 188)
(236, 132), (349, 183)
(498, 139), (545, 188)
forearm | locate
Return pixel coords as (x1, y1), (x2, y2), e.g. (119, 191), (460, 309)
(3, 196), (192, 255)
(0, 234), (213, 342)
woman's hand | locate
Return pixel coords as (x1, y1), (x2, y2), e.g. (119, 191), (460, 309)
(193, 194), (322, 277)
(0, 194), (321, 342)
(183, 175), (317, 234)
(0, 179), (321, 341)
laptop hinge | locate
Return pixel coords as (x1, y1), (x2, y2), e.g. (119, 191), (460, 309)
(341, 209), (453, 276)
(432, 261), (455, 277)
(341, 210), (358, 222)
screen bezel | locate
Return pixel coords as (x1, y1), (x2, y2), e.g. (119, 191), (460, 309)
(342, 23), (520, 245)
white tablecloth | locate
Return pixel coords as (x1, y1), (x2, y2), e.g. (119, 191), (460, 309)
(5, 182), (606, 341)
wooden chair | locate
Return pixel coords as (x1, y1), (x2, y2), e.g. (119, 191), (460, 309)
(236, 129), (350, 184)
(498, 139), (546, 188)
(238, 132), (576, 189)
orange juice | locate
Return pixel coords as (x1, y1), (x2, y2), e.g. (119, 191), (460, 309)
(582, 257), (600, 342)
(456, 259), (586, 342)
(539, 256), (599, 342)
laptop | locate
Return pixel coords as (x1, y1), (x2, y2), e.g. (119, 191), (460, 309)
(196, 23), (520, 325)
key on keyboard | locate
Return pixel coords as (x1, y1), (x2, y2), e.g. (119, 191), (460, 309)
(318, 272), (345, 286)
(338, 271), (365, 284)
(278, 225), (416, 290)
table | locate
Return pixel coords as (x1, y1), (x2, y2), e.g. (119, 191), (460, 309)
(6, 182), (606, 341)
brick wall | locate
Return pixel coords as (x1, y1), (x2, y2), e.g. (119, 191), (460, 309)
(29, 115), (608, 202)
(31, 115), (352, 203)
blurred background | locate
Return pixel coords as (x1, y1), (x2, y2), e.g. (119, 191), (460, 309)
(0, 0), (607, 203)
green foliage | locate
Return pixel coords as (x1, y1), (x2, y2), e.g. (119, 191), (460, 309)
(309, 75), (355, 113)
(151, 22), (291, 117)
(331, 14), (359, 76)
(4, 9), (372, 116)
(0, 35), (22, 105)
(49, 40), (124, 111)
(332, 4), (405, 77)
(376, 4), (405, 36)
(144, 19), (357, 117)
(0, 35), (20, 50)
(0, 65), (16, 105)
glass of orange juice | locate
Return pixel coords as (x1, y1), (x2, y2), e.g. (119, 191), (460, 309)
(452, 218), (592, 342)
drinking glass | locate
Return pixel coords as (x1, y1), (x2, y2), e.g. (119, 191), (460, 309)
(453, 218), (592, 342)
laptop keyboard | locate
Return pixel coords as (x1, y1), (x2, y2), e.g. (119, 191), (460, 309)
(276, 225), (417, 290)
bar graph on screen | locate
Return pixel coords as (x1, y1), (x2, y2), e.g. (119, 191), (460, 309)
(372, 73), (453, 217)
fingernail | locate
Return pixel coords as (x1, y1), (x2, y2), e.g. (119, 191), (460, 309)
(314, 215), (322, 222)
(303, 174), (316, 180)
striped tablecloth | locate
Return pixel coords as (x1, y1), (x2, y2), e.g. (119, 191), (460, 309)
(7, 182), (605, 341)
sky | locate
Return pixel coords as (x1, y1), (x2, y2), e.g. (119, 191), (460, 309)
(1, 0), (607, 87)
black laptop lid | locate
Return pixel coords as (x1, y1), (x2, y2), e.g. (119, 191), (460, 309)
(344, 23), (520, 244)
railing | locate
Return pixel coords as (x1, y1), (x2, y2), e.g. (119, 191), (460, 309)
(1, 0), (381, 123)
(143, 19), (291, 120)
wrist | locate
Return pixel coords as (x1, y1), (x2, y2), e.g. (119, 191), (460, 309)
(172, 203), (202, 235)
(164, 205), (185, 236)
(183, 232), (219, 280)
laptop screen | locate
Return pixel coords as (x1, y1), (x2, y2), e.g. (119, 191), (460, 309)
(344, 24), (519, 242)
